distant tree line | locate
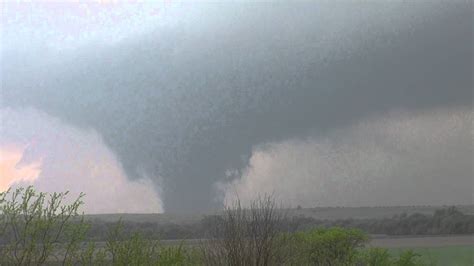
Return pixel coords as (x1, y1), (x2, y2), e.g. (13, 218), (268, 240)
(287, 206), (474, 236)
(81, 206), (474, 241)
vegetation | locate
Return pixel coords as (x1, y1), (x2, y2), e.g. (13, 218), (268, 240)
(79, 206), (474, 241)
(0, 187), (194, 265)
(310, 207), (474, 235)
(103, 222), (195, 265)
(199, 195), (289, 265)
(1, 187), (468, 265)
(0, 187), (88, 265)
(291, 227), (367, 265)
(388, 246), (473, 266)
(358, 247), (393, 266)
(356, 248), (431, 266)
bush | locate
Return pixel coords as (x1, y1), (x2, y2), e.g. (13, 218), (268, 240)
(158, 245), (196, 266)
(106, 221), (160, 265)
(358, 247), (392, 266)
(292, 227), (368, 265)
(393, 250), (426, 266)
(0, 186), (88, 265)
(105, 221), (195, 265)
(200, 194), (288, 266)
(357, 248), (429, 266)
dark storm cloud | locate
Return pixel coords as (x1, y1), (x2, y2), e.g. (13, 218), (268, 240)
(2, 1), (472, 211)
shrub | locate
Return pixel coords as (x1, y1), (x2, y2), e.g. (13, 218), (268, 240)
(393, 250), (425, 266)
(100, 221), (197, 265)
(105, 221), (160, 265)
(200, 194), (288, 266)
(357, 248), (429, 266)
(158, 244), (195, 265)
(358, 247), (392, 266)
(292, 227), (368, 265)
(0, 186), (88, 265)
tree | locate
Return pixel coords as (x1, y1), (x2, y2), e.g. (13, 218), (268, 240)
(0, 186), (88, 265)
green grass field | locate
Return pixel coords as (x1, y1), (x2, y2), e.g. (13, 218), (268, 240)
(389, 245), (473, 266)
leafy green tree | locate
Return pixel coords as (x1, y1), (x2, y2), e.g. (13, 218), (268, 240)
(0, 186), (88, 265)
(292, 227), (368, 265)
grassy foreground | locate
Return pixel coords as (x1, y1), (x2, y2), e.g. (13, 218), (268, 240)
(389, 246), (473, 266)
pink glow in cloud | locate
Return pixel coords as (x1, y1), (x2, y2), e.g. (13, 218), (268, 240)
(0, 144), (41, 192)
(0, 108), (163, 213)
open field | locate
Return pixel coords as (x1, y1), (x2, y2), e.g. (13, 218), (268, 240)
(389, 246), (473, 266)
(375, 236), (473, 266)
(369, 235), (473, 248)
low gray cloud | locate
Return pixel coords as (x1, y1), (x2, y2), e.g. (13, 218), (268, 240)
(219, 107), (473, 207)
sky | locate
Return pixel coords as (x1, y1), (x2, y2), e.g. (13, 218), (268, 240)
(1, 1), (472, 213)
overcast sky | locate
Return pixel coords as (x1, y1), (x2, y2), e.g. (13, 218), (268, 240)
(1, 1), (472, 213)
